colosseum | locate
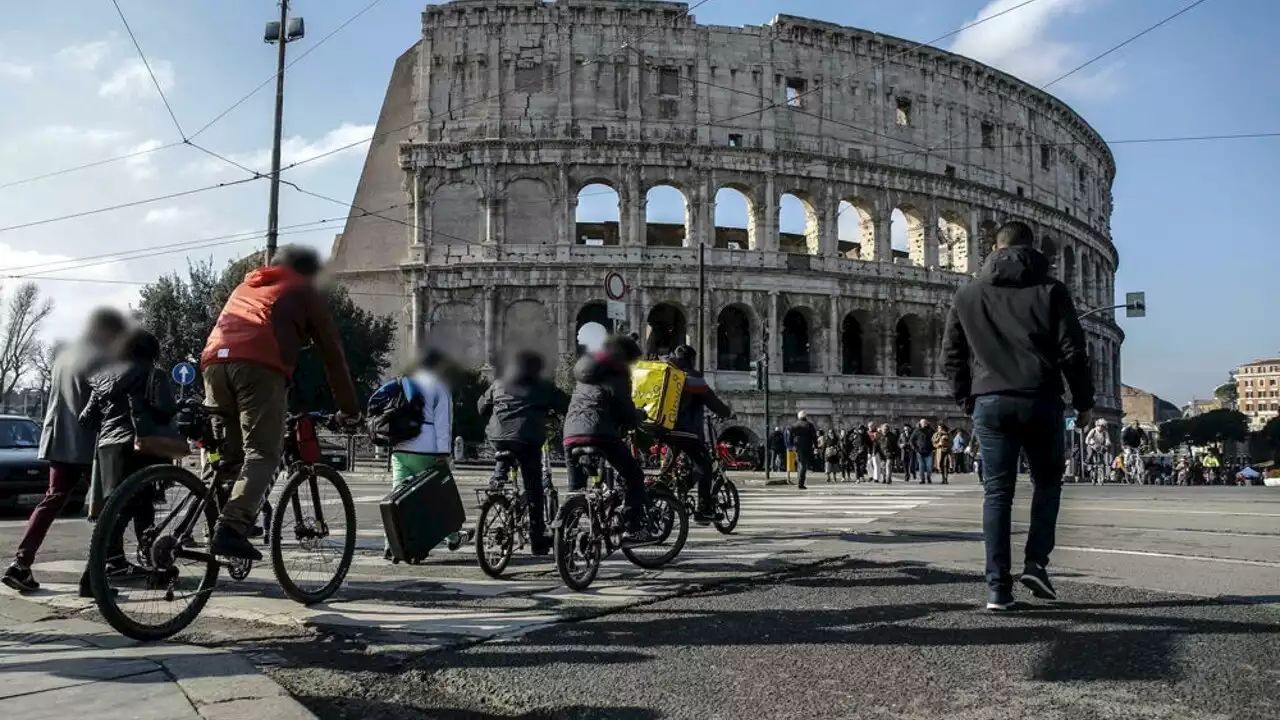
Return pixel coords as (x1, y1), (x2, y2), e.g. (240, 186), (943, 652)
(330, 0), (1125, 444)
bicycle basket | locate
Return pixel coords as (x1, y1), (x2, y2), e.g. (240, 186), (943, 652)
(295, 415), (322, 464)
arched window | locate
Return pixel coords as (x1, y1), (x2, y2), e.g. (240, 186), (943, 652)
(575, 183), (620, 246)
(937, 212), (969, 271)
(645, 303), (687, 359)
(779, 192), (819, 255)
(645, 185), (688, 247)
(714, 186), (754, 250)
(716, 306), (752, 371)
(891, 206), (921, 265)
(782, 309), (813, 373)
(575, 302), (613, 355)
(895, 315), (926, 378)
(1062, 245), (1076, 290)
(837, 199), (875, 260)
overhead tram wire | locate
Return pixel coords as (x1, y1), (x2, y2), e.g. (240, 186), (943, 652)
(279, 0), (724, 175)
(0, 0), (389, 193)
(111, 0), (186, 139)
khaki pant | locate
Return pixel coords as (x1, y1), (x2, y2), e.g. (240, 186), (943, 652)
(203, 363), (286, 534)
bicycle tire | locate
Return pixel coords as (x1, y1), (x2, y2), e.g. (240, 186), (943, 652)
(712, 477), (740, 535)
(89, 465), (219, 642)
(622, 485), (689, 569)
(554, 494), (600, 591)
(475, 494), (515, 579)
(269, 465), (356, 605)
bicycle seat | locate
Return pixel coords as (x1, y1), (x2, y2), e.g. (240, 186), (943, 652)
(494, 450), (516, 462)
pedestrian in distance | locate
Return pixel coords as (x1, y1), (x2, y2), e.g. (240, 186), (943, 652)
(822, 428), (841, 483)
(874, 423), (897, 484)
(899, 422), (914, 477)
(908, 418), (934, 484)
(853, 424), (871, 482)
(789, 411), (817, 490)
(477, 349), (570, 554)
(933, 423), (952, 485)
(951, 428), (968, 475)
(942, 220), (1094, 611)
(769, 426), (786, 472)
(3, 309), (127, 595)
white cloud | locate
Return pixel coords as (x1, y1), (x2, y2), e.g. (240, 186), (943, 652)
(950, 0), (1120, 99)
(0, 60), (34, 80)
(28, 125), (129, 148)
(56, 41), (112, 72)
(197, 123), (375, 175)
(124, 139), (166, 181)
(99, 58), (175, 100)
(142, 206), (193, 224)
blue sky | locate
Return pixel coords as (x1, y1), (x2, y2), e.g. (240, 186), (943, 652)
(0, 0), (1276, 404)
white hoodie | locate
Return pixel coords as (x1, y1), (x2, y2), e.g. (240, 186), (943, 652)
(393, 369), (452, 455)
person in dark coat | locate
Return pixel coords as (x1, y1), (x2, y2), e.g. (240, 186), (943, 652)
(907, 418), (935, 484)
(849, 425), (870, 482)
(562, 334), (648, 537)
(942, 220), (1093, 611)
(3, 310), (126, 595)
(788, 411), (817, 489)
(769, 426), (786, 471)
(660, 346), (732, 523)
(478, 350), (570, 553)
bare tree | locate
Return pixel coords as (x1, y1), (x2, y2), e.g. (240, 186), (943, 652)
(0, 283), (54, 404)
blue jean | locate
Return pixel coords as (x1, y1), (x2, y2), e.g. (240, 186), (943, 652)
(915, 452), (933, 482)
(971, 394), (1066, 592)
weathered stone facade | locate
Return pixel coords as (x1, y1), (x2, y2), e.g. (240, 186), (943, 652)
(330, 0), (1125, 439)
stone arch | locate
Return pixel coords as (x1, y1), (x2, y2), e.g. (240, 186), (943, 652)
(714, 184), (755, 250)
(501, 299), (555, 370)
(644, 184), (689, 247)
(779, 191), (820, 255)
(837, 197), (875, 260)
(575, 301), (613, 355)
(1062, 244), (1077, 290)
(575, 182), (620, 246)
(937, 210), (970, 271)
(430, 181), (483, 246)
(894, 314), (927, 378)
(841, 310), (876, 375)
(782, 307), (815, 374)
(717, 425), (759, 447)
(429, 301), (484, 368)
(891, 205), (922, 264)
(977, 219), (998, 268)
(504, 178), (555, 245)
(1082, 252), (1096, 310)
(645, 302), (687, 359)
(716, 304), (752, 371)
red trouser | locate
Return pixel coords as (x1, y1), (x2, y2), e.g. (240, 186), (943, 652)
(14, 462), (87, 567)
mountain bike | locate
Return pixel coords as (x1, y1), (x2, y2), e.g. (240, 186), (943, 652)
(87, 400), (357, 641)
(651, 438), (740, 535)
(474, 447), (559, 578)
(552, 444), (689, 591)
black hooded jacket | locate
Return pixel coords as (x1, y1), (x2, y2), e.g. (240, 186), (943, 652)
(562, 350), (645, 443)
(478, 364), (570, 447)
(942, 246), (1094, 411)
(668, 355), (731, 439)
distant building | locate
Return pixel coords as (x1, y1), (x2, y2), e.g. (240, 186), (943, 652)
(1183, 398), (1222, 417)
(1238, 357), (1280, 431)
(1121, 384), (1181, 430)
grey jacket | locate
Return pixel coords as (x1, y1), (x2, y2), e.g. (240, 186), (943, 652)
(39, 342), (105, 466)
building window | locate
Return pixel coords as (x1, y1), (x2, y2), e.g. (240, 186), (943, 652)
(895, 97), (912, 126)
(785, 77), (806, 107)
(1078, 166), (1087, 192)
(1014, 135), (1023, 155)
(945, 165), (956, 178)
(658, 67), (680, 96)
(1040, 144), (1052, 170)
(981, 122), (994, 149)
(591, 126), (608, 142)
(727, 133), (742, 148)
(1016, 186), (1024, 197)
(1246, 403), (1253, 412)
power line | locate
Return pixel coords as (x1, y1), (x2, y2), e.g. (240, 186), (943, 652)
(189, 0), (392, 141)
(111, 0), (185, 139)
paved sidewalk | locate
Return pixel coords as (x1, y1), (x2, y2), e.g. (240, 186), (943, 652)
(0, 595), (315, 720)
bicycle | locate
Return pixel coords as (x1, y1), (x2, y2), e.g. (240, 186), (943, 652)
(87, 399), (358, 641)
(474, 447), (559, 578)
(651, 435), (740, 535)
(552, 444), (689, 591)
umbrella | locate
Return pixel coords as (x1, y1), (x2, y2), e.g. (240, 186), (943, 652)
(1238, 467), (1261, 479)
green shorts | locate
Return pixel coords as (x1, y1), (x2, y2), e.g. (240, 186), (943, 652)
(391, 452), (450, 488)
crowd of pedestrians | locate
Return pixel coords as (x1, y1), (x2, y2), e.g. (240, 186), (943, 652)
(765, 415), (982, 489)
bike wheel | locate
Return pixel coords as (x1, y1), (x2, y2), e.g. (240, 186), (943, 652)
(622, 485), (689, 569)
(554, 495), (600, 591)
(475, 495), (515, 579)
(89, 464), (219, 642)
(270, 465), (356, 605)
(712, 477), (740, 535)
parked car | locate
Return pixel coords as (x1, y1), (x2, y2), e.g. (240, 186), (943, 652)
(0, 415), (83, 513)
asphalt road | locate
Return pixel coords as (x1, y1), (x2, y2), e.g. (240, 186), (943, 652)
(3, 474), (1279, 719)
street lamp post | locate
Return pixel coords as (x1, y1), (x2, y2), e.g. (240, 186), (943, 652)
(263, 2), (305, 266)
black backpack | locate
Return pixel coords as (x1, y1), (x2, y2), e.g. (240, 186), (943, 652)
(366, 377), (425, 447)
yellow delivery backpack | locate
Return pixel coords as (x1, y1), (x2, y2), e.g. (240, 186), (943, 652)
(631, 360), (687, 430)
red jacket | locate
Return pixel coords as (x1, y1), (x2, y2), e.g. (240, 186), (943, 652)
(201, 266), (358, 415)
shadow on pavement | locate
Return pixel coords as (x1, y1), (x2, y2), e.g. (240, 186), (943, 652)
(295, 696), (664, 720)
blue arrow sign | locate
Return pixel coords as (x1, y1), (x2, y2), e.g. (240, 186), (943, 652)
(172, 362), (196, 387)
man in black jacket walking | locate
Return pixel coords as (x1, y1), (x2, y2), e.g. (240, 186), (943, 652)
(789, 411), (817, 489)
(478, 350), (570, 553)
(943, 220), (1094, 611)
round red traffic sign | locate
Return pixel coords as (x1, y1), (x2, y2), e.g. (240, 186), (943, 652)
(604, 271), (627, 300)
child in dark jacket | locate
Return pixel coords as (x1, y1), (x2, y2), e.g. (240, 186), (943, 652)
(562, 334), (647, 536)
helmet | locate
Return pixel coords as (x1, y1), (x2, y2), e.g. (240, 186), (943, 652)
(797, 410), (808, 420)
(1094, 419), (1107, 428)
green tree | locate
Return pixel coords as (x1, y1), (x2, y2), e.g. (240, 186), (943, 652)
(135, 253), (394, 410)
(1214, 379), (1238, 407)
(1184, 409), (1250, 448)
(1157, 418), (1187, 452)
(1254, 417), (1280, 462)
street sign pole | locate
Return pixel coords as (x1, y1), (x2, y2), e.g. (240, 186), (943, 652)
(761, 327), (771, 482)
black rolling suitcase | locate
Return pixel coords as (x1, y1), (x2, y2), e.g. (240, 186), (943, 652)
(380, 467), (465, 564)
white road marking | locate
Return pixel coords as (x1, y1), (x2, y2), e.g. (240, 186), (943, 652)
(1055, 545), (1280, 568)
